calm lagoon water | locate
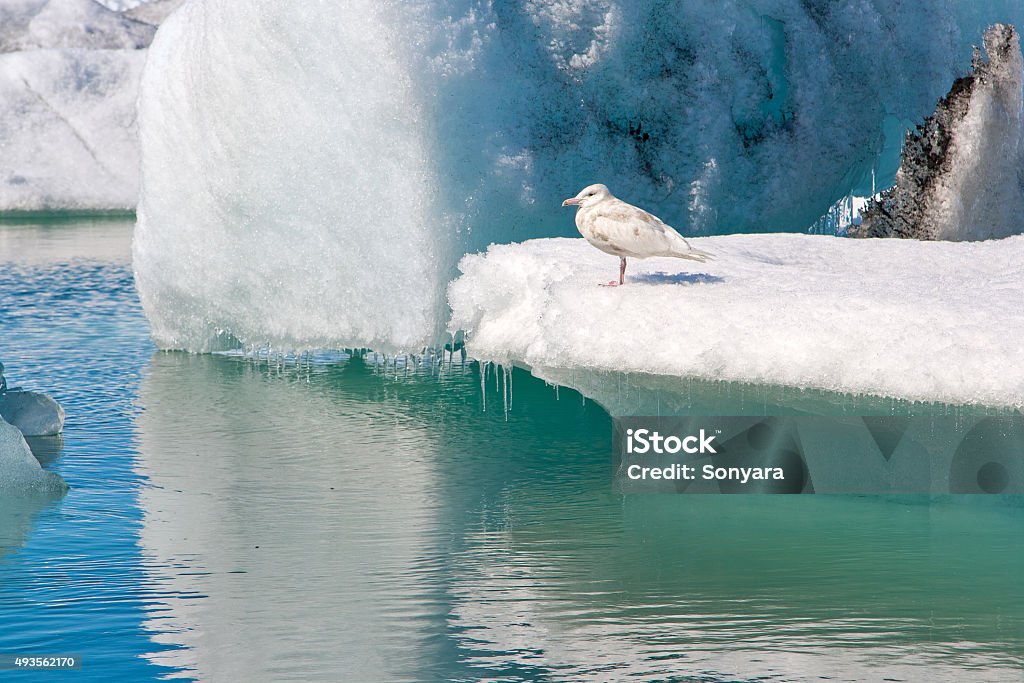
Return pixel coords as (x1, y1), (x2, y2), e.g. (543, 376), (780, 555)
(0, 219), (1022, 682)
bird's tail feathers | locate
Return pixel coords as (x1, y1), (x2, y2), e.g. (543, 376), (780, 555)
(672, 247), (713, 262)
(670, 235), (713, 262)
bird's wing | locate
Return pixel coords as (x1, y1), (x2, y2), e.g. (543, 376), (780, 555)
(590, 200), (701, 258)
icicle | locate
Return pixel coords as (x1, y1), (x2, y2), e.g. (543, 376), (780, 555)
(480, 361), (488, 412)
(502, 366), (509, 421)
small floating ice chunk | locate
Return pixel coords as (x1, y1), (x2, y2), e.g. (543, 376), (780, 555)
(0, 390), (65, 437)
(0, 417), (66, 494)
(448, 235), (1024, 408)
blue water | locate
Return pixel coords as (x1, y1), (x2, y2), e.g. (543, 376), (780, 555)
(0, 223), (179, 680)
(0, 220), (1022, 682)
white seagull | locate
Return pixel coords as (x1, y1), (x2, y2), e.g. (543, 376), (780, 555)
(562, 183), (712, 286)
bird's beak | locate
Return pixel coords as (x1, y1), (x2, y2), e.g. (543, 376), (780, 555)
(562, 197), (581, 207)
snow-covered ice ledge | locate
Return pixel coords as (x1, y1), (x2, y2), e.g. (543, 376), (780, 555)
(448, 235), (1024, 409)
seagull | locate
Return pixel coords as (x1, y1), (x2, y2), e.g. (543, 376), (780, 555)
(562, 183), (711, 286)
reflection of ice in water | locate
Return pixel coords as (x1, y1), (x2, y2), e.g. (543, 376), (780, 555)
(0, 218), (133, 265)
(132, 355), (1024, 682)
(446, 496), (1024, 682)
(0, 495), (60, 564)
(134, 353), (444, 681)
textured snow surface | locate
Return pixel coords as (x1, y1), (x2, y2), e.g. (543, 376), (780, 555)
(448, 235), (1024, 407)
(134, 0), (1024, 352)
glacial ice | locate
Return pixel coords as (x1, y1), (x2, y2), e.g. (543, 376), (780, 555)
(0, 416), (67, 495)
(0, 0), (177, 213)
(448, 235), (1024, 408)
(134, 1), (1024, 352)
(0, 0), (155, 52)
(120, 0), (184, 27)
(0, 48), (146, 212)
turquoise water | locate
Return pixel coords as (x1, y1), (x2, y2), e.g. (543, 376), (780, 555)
(0, 220), (1022, 681)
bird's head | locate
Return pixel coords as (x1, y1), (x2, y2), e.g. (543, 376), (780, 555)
(562, 183), (611, 208)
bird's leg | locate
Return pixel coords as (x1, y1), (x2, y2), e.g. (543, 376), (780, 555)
(599, 257), (627, 287)
(600, 257), (627, 287)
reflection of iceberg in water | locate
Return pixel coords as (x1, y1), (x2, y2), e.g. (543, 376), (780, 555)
(133, 352), (445, 681)
(0, 493), (61, 564)
(132, 356), (1024, 681)
(537, 367), (1024, 494)
(447, 495), (1024, 682)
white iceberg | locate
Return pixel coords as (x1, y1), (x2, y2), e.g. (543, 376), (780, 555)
(448, 234), (1024, 408)
(134, 1), (1024, 352)
(0, 48), (145, 212)
(0, 0), (181, 213)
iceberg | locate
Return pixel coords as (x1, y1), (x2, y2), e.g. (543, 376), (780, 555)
(0, 48), (146, 212)
(121, 0), (184, 27)
(134, 1), (1024, 352)
(448, 235), (1024, 408)
(0, 0), (179, 213)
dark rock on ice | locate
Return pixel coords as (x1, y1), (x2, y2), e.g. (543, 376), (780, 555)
(853, 24), (1024, 241)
